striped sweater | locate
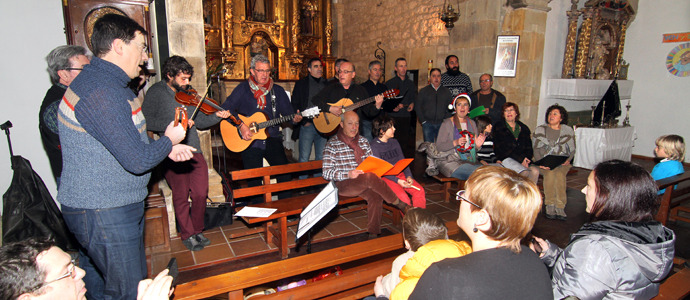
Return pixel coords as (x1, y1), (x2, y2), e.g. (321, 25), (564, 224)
(57, 57), (172, 209)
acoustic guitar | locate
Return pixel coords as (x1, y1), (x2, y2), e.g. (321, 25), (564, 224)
(313, 89), (399, 134)
(219, 106), (321, 152)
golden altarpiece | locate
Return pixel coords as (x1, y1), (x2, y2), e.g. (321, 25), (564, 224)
(203, 0), (334, 81)
(561, 0), (635, 79)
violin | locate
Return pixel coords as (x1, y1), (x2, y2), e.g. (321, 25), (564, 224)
(174, 88), (225, 115)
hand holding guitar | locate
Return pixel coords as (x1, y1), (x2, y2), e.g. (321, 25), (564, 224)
(374, 94), (384, 109)
(239, 123), (253, 140)
(329, 106), (343, 117)
(293, 110), (303, 123)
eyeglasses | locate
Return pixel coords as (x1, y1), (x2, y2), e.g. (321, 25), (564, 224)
(46, 259), (77, 284)
(456, 190), (482, 209)
(253, 69), (271, 74)
(480, 79), (492, 83)
(338, 70), (354, 74)
(64, 68), (83, 71)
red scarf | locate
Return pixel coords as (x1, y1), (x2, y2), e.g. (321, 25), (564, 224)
(248, 75), (274, 109)
(336, 127), (365, 164)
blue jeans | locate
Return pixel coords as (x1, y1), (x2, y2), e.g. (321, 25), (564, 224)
(451, 163), (481, 180)
(422, 122), (442, 142)
(298, 123), (327, 162)
(62, 202), (147, 300)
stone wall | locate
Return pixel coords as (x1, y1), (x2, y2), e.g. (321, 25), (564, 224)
(333, 0), (552, 129)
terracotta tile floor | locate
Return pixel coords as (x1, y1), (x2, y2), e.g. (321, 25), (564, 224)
(148, 156), (690, 282)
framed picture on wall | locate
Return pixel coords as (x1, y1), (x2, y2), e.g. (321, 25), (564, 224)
(493, 35), (520, 77)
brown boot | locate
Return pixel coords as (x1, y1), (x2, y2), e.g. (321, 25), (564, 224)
(392, 199), (411, 215)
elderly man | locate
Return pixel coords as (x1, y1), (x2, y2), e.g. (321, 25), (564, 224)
(469, 73), (506, 123)
(322, 111), (409, 239)
(0, 239), (173, 300)
(57, 14), (193, 299)
(385, 58), (417, 158)
(40, 45), (90, 185)
(441, 55), (473, 98)
(142, 56), (231, 251)
(359, 60), (387, 140)
(415, 68), (452, 142)
(221, 54), (301, 202)
(291, 58), (328, 164)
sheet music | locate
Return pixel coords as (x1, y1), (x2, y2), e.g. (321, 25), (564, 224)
(296, 182), (338, 240)
(235, 206), (277, 218)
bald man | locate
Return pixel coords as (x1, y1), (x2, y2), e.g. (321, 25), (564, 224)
(322, 111), (409, 238)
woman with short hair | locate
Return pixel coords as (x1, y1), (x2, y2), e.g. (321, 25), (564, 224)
(492, 102), (540, 183)
(532, 104), (575, 220)
(532, 160), (675, 299)
(409, 166), (552, 299)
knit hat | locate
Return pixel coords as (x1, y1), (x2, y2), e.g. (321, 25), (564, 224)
(448, 93), (471, 110)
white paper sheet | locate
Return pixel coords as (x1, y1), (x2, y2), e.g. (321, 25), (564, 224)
(235, 206), (277, 218)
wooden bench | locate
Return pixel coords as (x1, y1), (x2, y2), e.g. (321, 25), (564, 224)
(653, 257), (690, 300)
(173, 220), (461, 300)
(430, 175), (465, 202)
(230, 160), (401, 258)
(655, 172), (690, 225)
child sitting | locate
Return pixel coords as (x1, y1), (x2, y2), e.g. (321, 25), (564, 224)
(651, 134), (685, 194)
(370, 116), (426, 208)
(474, 115), (495, 165)
(374, 208), (472, 299)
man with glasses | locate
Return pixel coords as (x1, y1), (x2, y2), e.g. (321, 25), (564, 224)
(221, 54), (301, 203)
(313, 60), (379, 127)
(469, 73), (506, 124)
(40, 45), (90, 186)
(359, 60), (387, 141)
(57, 14), (194, 299)
(0, 239), (173, 300)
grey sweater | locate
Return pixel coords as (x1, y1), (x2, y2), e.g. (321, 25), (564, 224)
(142, 80), (222, 152)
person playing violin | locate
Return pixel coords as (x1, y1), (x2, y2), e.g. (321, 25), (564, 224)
(142, 55), (231, 251)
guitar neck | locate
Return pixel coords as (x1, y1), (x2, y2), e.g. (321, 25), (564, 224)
(257, 113), (297, 129)
(344, 94), (378, 112)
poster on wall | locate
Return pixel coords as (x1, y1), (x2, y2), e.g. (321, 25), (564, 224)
(666, 42), (690, 77)
(494, 35), (520, 77)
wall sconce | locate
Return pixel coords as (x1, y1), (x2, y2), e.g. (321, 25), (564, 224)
(439, 0), (460, 30)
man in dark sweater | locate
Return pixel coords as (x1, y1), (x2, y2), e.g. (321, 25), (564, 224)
(312, 61), (382, 132)
(385, 58), (417, 158)
(57, 14), (194, 299)
(291, 58), (328, 163)
(415, 68), (452, 142)
(359, 60), (386, 140)
(142, 56), (231, 251)
(441, 55), (473, 98)
(469, 73), (506, 124)
(39, 45), (90, 186)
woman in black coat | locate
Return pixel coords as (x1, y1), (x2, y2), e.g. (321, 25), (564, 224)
(492, 102), (539, 183)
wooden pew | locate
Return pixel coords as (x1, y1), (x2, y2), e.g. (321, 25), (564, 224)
(430, 175), (465, 202)
(655, 172), (690, 225)
(230, 160), (401, 258)
(653, 257), (690, 300)
(173, 221), (461, 300)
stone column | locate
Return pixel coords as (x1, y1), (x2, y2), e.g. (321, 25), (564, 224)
(499, 0), (551, 129)
(166, 0), (225, 203)
(561, 0), (581, 78)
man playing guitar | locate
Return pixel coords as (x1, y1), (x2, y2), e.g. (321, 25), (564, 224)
(220, 54), (302, 203)
(312, 60), (384, 134)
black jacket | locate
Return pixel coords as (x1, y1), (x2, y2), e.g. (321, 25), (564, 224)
(493, 120), (533, 163)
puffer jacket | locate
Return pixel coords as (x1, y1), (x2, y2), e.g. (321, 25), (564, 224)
(390, 239), (472, 300)
(541, 221), (675, 300)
